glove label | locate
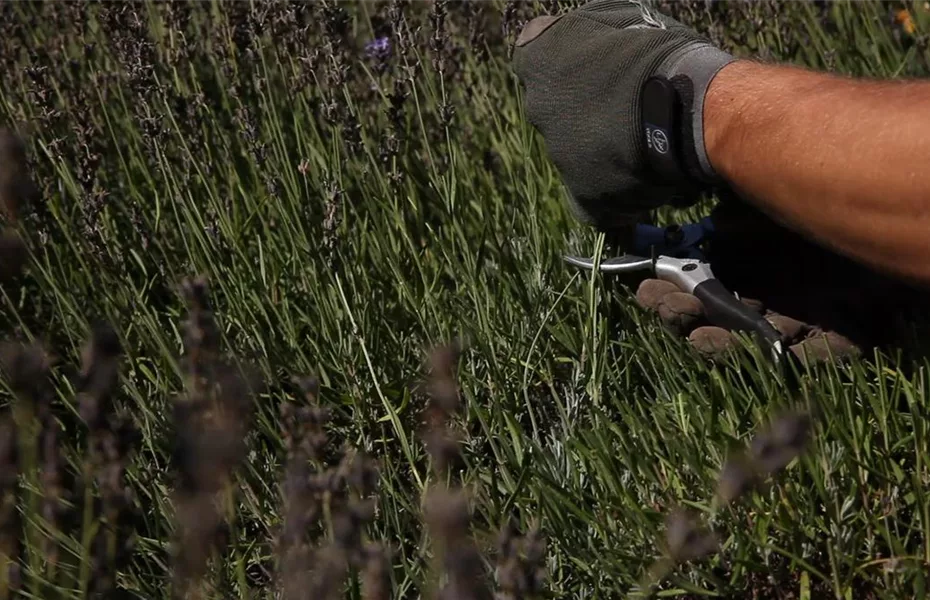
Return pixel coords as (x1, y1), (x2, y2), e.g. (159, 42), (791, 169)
(641, 76), (685, 180)
(645, 124), (670, 155)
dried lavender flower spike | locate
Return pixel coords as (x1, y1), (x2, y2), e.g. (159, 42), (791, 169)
(0, 233), (26, 283)
(496, 519), (548, 600)
(0, 414), (18, 596)
(0, 129), (38, 224)
(170, 275), (257, 599)
(749, 409), (812, 475)
(361, 542), (392, 600)
(715, 453), (759, 506)
(663, 509), (719, 565)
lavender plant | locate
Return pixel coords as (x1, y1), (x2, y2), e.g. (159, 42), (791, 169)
(0, 2), (929, 599)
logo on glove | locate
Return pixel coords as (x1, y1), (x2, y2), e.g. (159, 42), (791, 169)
(646, 124), (669, 155)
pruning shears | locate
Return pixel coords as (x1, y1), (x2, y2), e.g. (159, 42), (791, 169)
(563, 216), (785, 363)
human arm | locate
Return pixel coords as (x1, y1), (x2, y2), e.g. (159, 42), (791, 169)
(704, 59), (930, 286)
(512, 1), (929, 362)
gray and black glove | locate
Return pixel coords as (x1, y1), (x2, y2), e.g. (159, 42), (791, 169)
(513, 0), (736, 230)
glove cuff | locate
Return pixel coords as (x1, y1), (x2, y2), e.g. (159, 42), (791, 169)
(659, 43), (736, 183)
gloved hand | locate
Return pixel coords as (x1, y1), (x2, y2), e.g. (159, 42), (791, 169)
(636, 277), (862, 365)
(634, 200), (929, 365)
(512, 0), (737, 230)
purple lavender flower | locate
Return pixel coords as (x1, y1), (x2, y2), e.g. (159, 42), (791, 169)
(365, 36), (391, 61)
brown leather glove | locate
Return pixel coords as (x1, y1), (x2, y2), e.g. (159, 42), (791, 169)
(634, 199), (928, 364)
(636, 277), (860, 365)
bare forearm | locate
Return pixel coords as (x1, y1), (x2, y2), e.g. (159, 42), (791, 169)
(704, 60), (930, 285)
